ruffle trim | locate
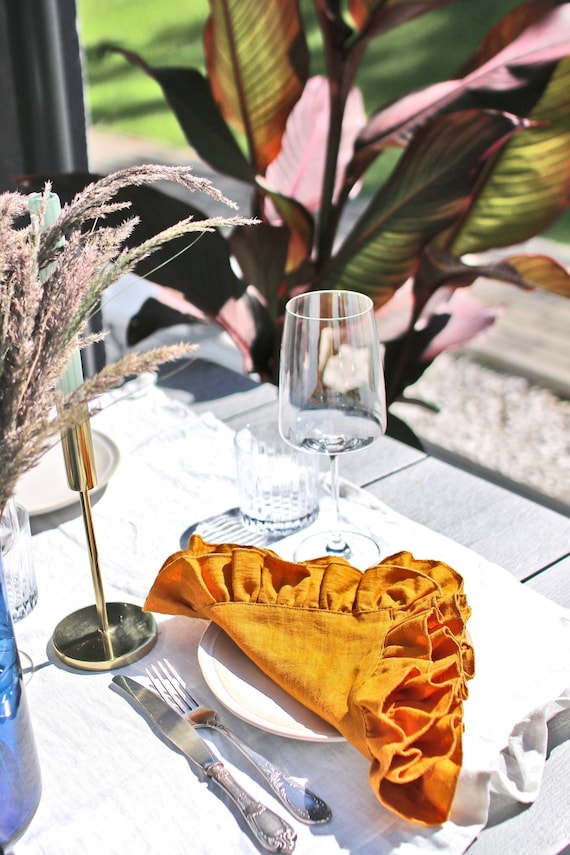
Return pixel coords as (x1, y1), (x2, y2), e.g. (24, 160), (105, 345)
(358, 594), (474, 824)
(145, 534), (471, 619)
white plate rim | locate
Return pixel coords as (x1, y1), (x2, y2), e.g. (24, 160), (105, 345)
(14, 430), (120, 516)
(197, 622), (344, 742)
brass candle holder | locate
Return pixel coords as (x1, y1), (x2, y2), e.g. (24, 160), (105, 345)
(52, 412), (157, 671)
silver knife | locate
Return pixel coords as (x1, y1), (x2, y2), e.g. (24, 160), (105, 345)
(112, 675), (296, 853)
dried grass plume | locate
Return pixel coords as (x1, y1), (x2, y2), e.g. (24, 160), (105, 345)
(0, 164), (254, 515)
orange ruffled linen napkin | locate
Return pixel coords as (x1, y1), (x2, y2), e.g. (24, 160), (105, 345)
(144, 534), (474, 827)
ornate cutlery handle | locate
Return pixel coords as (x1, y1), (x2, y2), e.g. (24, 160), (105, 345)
(212, 721), (332, 824)
(207, 761), (296, 852)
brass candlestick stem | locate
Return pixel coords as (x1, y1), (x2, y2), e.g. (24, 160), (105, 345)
(52, 417), (157, 671)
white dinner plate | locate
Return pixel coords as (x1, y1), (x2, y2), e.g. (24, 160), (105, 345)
(198, 622), (344, 742)
(14, 431), (120, 516)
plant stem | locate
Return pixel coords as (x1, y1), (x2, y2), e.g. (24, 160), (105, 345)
(316, 80), (345, 271)
(385, 295), (425, 405)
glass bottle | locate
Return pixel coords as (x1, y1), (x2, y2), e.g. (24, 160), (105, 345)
(0, 550), (41, 850)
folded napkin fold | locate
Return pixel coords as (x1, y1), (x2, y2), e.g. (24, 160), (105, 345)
(145, 534), (474, 827)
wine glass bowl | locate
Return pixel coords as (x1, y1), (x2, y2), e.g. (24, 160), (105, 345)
(279, 290), (386, 566)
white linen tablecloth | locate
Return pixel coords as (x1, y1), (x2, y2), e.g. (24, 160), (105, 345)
(13, 383), (570, 855)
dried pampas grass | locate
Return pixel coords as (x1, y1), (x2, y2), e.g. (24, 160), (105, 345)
(0, 164), (254, 515)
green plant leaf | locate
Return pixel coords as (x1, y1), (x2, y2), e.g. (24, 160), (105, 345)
(316, 109), (521, 305)
(230, 223), (290, 318)
(142, 67), (256, 184)
(448, 56), (570, 255)
(409, 245), (569, 305)
(350, 2), (570, 179)
(205, 0), (309, 173)
(109, 47), (255, 184)
(255, 178), (315, 274)
(18, 171), (248, 316)
(504, 253), (570, 298)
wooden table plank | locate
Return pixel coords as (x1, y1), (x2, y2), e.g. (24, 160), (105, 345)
(333, 434), (427, 485)
(175, 368), (569, 591)
(525, 556), (570, 609)
(366, 456), (570, 581)
(173, 369), (569, 584)
(196, 382), (278, 419)
(157, 357), (271, 412)
(199, 391), (428, 486)
(221, 398), (279, 429)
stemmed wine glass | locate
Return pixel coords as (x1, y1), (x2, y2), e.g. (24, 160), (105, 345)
(279, 290), (387, 567)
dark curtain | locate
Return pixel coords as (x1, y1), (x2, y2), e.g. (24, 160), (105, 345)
(0, 0), (104, 373)
(0, 0), (88, 188)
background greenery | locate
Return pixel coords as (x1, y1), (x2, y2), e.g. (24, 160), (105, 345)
(77, 0), (568, 242)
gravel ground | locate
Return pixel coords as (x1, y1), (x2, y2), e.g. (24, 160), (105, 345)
(391, 352), (570, 512)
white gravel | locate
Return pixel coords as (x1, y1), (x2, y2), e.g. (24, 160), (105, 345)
(391, 352), (570, 512)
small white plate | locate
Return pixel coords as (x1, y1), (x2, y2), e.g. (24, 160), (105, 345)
(14, 431), (120, 516)
(198, 622), (343, 742)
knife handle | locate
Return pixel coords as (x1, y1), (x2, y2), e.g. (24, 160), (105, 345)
(207, 761), (296, 852)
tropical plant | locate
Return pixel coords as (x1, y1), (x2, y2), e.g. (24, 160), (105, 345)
(100, 0), (570, 420)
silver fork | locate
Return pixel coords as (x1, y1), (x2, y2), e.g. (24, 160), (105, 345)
(147, 659), (332, 825)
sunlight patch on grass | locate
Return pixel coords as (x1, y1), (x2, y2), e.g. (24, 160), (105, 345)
(78, 0), (209, 145)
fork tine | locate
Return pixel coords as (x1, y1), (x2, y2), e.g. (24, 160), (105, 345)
(160, 659), (202, 710)
(147, 659), (203, 715)
(146, 663), (187, 716)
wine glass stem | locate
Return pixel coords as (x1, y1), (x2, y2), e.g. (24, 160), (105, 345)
(327, 455), (349, 555)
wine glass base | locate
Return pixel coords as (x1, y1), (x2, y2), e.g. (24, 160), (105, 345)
(293, 530), (381, 570)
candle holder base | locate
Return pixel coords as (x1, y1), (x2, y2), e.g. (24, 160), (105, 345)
(52, 602), (157, 671)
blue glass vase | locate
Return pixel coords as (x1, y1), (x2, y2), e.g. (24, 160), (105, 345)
(0, 550), (41, 851)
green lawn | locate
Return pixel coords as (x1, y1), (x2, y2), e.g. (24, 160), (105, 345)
(77, 0), (210, 147)
(77, 0), (521, 143)
(77, 0), (569, 242)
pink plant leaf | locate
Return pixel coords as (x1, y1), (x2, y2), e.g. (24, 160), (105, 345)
(374, 278), (501, 356)
(216, 288), (262, 372)
(419, 289), (502, 362)
(141, 283), (209, 323)
(146, 282), (272, 374)
(264, 76), (366, 222)
(356, 3), (570, 151)
(375, 279), (415, 342)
